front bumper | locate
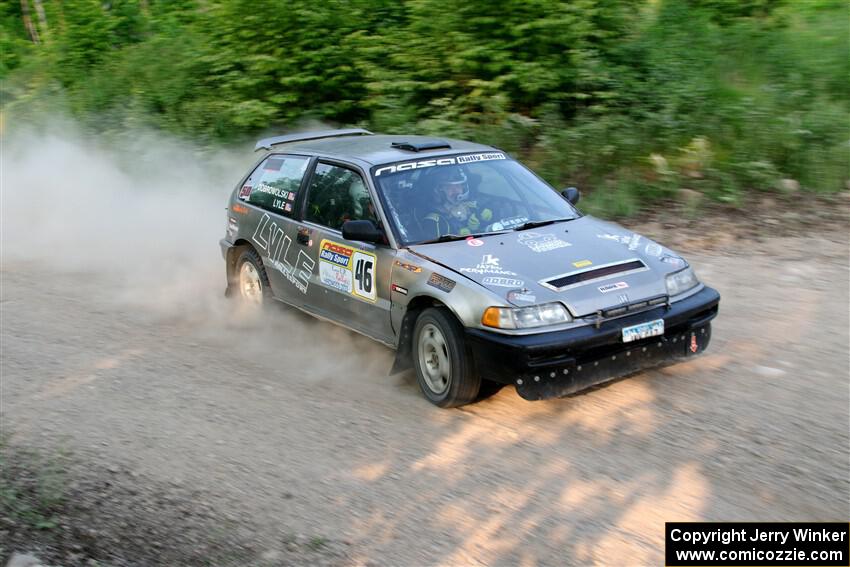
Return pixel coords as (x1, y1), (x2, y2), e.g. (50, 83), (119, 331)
(465, 285), (720, 400)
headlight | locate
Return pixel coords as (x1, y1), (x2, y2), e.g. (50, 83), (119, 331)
(665, 266), (699, 297)
(482, 302), (572, 329)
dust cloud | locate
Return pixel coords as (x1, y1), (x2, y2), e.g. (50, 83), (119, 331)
(0, 119), (396, 381)
(2, 120), (250, 298)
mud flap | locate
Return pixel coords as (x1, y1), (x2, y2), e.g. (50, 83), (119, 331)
(515, 323), (712, 400)
(390, 350), (412, 375)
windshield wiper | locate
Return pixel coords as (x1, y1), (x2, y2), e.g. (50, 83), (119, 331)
(514, 218), (575, 231)
(416, 232), (498, 245)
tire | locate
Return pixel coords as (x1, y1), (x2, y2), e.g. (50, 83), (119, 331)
(413, 307), (481, 408)
(232, 247), (272, 305)
(477, 379), (505, 401)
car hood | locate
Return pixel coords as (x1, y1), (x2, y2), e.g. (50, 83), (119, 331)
(408, 216), (687, 317)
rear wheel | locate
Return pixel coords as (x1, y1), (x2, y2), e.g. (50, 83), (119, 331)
(233, 248), (271, 305)
(413, 308), (480, 408)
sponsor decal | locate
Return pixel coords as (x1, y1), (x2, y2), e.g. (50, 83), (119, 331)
(466, 237), (484, 247)
(459, 254), (518, 276)
(599, 232), (654, 254)
(320, 262), (352, 293)
(239, 185), (252, 199)
(318, 239), (376, 302)
(644, 242), (663, 257)
(227, 217), (238, 237)
(597, 233), (631, 244)
(489, 216), (528, 231)
(319, 240), (353, 268)
(264, 157), (284, 171)
(517, 231), (571, 253)
(251, 213), (315, 294)
(373, 152), (505, 177)
(660, 254), (686, 267)
(507, 289), (536, 304)
(427, 273), (456, 293)
(482, 276), (524, 288)
(456, 152), (506, 164)
(391, 283), (409, 295)
(573, 259), (592, 268)
(598, 281), (629, 293)
(690, 334), (698, 353)
(393, 260), (422, 273)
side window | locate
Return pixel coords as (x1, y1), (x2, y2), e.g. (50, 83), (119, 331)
(239, 155), (310, 217)
(305, 163), (378, 230)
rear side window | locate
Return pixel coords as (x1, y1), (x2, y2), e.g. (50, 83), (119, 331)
(238, 155), (310, 216)
(305, 163), (378, 231)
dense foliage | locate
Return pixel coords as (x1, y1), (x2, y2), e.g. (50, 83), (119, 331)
(2, 0), (848, 213)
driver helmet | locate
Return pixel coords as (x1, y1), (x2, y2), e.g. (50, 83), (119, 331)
(430, 167), (469, 206)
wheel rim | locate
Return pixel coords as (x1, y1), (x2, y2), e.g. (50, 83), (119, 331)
(417, 323), (451, 395)
(238, 261), (263, 304)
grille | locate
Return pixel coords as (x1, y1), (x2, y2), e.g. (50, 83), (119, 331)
(600, 295), (668, 318)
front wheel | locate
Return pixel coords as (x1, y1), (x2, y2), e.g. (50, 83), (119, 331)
(413, 308), (481, 408)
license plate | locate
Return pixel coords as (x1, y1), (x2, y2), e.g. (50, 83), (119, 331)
(622, 319), (664, 343)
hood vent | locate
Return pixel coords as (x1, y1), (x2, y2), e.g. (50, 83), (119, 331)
(541, 259), (647, 291)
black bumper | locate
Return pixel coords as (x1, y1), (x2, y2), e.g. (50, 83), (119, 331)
(465, 286), (720, 400)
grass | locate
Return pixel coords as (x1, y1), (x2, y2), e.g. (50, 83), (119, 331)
(2, 0), (846, 221)
(307, 536), (328, 551)
(0, 435), (69, 532)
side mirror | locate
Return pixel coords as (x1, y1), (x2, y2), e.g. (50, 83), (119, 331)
(342, 219), (384, 244)
(561, 187), (580, 205)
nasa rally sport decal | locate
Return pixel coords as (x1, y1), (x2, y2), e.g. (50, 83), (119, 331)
(318, 239), (377, 302)
(373, 152), (505, 177)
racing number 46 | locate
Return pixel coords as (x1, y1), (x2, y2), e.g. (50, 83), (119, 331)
(352, 251), (377, 302)
(355, 258), (372, 293)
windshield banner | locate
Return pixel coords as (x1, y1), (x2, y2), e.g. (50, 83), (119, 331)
(374, 152), (505, 177)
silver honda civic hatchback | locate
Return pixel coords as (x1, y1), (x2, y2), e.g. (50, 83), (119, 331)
(220, 129), (720, 407)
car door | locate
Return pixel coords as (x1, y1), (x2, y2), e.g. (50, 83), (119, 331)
(297, 160), (395, 344)
(237, 153), (315, 307)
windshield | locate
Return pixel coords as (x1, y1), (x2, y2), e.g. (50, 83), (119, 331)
(372, 153), (580, 246)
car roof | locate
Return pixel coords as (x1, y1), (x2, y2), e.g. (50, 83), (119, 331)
(270, 134), (499, 166)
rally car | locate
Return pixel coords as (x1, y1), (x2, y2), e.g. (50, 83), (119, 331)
(220, 129), (720, 407)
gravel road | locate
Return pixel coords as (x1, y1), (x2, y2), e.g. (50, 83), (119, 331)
(2, 230), (848, 566)
(1, 131), (848, 565)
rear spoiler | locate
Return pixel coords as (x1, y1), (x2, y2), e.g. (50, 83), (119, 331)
(254, 128), (373, 152)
